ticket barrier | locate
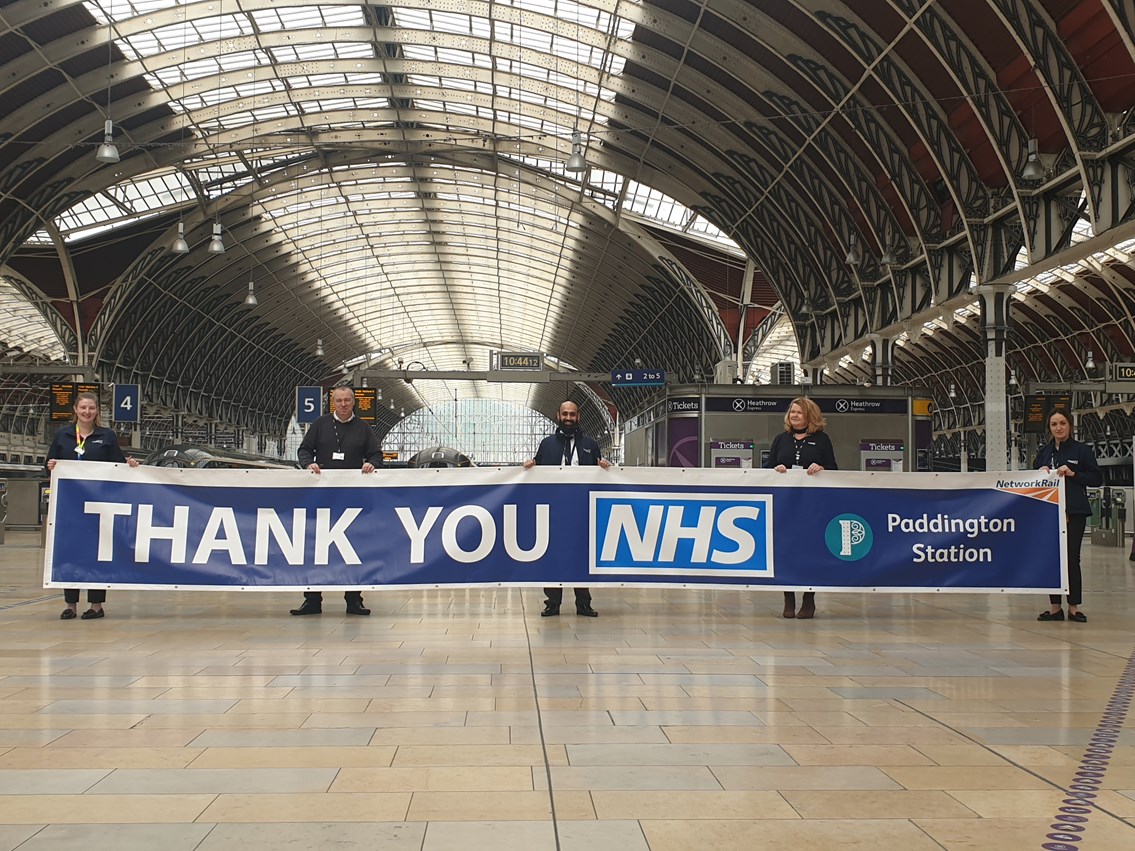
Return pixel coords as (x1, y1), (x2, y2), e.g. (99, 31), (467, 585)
(1090, 487), (1126, 547)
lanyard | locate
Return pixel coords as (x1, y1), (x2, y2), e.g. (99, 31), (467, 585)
(793, 434), (807, 466)
(562, 437), (574, 465)
(75, 427), (90, 458)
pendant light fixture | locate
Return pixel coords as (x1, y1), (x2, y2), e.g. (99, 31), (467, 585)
(845, 233), (862, 266)
(172, 222), (189, 254)
(565, 18), (588, 174)
(315, 338), (325, 357)
(95, 23), (119, 164)
(208, 222), (225, 254)
(1021, 138), (1045, 180)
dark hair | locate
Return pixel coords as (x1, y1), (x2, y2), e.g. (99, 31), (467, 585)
(1048, 409), (1073, 429)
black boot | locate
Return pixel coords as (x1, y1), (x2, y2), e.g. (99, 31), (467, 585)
(782, 592), (796, 619)
(798, 592), (816, 619)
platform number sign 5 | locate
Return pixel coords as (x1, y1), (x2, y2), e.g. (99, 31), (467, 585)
(295, 386), (324, 424)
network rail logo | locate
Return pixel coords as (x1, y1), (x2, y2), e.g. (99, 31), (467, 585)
(824, 513), (873, 561)
(589, 491), (773, 577)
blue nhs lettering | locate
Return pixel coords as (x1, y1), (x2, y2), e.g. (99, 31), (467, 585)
(590, 492), (773, 577)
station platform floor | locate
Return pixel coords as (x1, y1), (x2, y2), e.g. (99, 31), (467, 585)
(0, 531), (1133, 850)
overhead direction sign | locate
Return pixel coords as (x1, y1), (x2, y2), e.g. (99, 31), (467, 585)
(610, 369), (666, 388)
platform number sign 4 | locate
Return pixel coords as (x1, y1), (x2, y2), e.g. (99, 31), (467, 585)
(112, 384), (140, 424)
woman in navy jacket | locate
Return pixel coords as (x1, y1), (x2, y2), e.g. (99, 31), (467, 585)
(45, 391), (138, 619)
(1033, 409), (1102, 623)
(764, 397), (837, 619)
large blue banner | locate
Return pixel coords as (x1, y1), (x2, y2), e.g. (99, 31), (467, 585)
(44, 463), (1066, 593)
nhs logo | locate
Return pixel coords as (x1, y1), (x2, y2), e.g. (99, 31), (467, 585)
(590, 491), (773, 577)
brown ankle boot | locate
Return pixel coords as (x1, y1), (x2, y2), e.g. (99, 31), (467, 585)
(782, 592), (796, 618)
(797, 592), (816, 619)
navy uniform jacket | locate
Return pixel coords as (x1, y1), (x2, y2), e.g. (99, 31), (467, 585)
(764, 430), (838, 470)
(1032, 438), (1102, 516)
(533, 431), (603, 466)
(46, 425), (127, 466)
(298, 413), (382, 469)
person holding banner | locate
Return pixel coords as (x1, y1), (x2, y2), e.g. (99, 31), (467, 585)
(524, 400), (611, 617)
(1034, 410), (1101, 623)
(290, 386), (381, 617)
(765, 397), (837, 619)
(46, 390), (140, 620)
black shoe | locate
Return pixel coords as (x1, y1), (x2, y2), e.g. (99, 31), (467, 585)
(1037, 609), (1064, 621)
(290, 602), (322, 616)
(345, 603), (371, 616)
(60, 608), (76, 620)
(576, 604), (599, 617)
(80, 609), (104, 620)
(541, 605), (560, 617)
(1069, 611), (1087, 623)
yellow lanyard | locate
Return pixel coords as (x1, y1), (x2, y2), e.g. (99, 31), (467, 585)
(75, 427), (89, 457)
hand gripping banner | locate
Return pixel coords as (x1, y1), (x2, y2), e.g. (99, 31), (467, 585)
(44, 463), (1067, 593)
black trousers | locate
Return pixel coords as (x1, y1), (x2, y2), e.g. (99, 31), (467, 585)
(544, 587), (590, 607)
(304, 591), (363, 604)
(64, 589), (105, 605)
(1051, 514), (1087, 607)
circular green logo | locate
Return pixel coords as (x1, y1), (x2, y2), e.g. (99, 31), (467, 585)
(825, 514), (873, 561)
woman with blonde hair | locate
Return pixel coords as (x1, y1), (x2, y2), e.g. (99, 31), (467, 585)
(45, 391), (139, 619)
(764, 397), (838, 619)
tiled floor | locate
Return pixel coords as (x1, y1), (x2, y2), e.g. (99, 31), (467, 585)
(1, 531), (1134, 849)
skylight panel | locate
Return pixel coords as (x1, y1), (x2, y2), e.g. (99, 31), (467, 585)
(0, 277), (66, 359)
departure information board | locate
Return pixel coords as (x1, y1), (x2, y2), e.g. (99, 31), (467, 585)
(49, 383), (101, 422)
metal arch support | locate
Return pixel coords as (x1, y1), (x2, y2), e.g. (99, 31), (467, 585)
(988, 0), (1112, 237)
(0, 265), (79, 358)
(925, 246), (976, 307)
(1020, 192), (1089, 265)
(719, 152), (856, 309)
(755, 94), (909, 255)
(990, 0), (1110, 153)
(1102, 1), (1135, 66)
(813, 8), (991, 220)
(728, 135), (886, 292)
(572, 381), (616, 445)
(784, 60), (941, 240)
(889, 0), (1030, 175)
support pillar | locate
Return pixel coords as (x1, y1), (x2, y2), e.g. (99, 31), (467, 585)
(869, 334), (893, 386)
(975, 284), (1013, 472)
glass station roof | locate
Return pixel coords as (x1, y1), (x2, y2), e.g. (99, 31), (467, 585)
(21, 1), (739, 409)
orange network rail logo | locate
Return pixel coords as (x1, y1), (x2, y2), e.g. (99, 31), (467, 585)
(996, 484), (1061, 504)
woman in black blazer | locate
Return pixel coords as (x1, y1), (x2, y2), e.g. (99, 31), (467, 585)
(764, 397), (837, 619)
(45, 391), (139, 619)
(1033, 410), (1102, 623)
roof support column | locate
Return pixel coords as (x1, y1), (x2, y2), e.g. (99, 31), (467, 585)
(869, 334), (893, 387)
(976, 284), (1013, 471)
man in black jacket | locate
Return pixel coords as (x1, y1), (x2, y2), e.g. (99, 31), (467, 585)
(523, 400), (611, 617)
(290, 386), (382, 617)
